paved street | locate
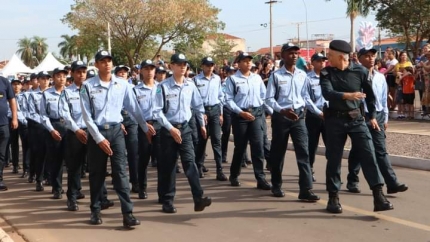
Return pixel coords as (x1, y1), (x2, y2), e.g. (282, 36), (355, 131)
(1, 141), (430, 242)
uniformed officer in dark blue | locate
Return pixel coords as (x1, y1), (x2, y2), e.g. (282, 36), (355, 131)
(133, 59), (161, 200)
(40, 67), (69, 199)
(224, 52), (271, 190)
(0, 76), (18, 191)
(80, 50), (155, 227)
(321, 40), (393, 213)
(265, 43), (320, 201)
(193, 57), (227, 181)
(153, 53), (212, 214)
(27, 71), (50, 191)
(347, 47), (408, 195)
(115, 65), (140, 193)
(304, 53), (328, 182)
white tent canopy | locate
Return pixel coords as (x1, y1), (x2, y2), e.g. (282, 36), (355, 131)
(0, 54), (33, 77)
(33, 52), (65, 72)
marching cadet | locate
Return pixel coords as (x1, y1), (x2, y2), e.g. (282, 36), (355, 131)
(0, 76), (17, 191)
(224, 52), (271, 190)
(320, 40), (393, 213)
(7, 80), (29, 177)
(347, 47), (408, 195)
(265, 43), (319, 201)
(133, 59), (161, 200)
(40, 67), (69, 199)
(153, 53), (212, 214)
(61, 60), (114, 211)
(304, 53), (328, 182)
(27, 71), (50, 191)
(115, 65), (139, 193)
(155, 66), (167, 85)
(221, 66), (235, 164)
(80, 50), (155, 227)
(193, 57), (227, 181)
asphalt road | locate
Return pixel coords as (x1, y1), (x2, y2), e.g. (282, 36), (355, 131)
(1, 142), (430, 242)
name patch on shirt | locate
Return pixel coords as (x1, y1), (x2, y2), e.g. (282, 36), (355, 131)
(47, 98), (57, 102)
(279, 81), (289, 85)
(137, 95), (146, 100)
(235, 81), (245, 85)
(196, 84), (205, 87)
(70, 97), (80, 100)
(90, 89), (103, 94)
(166, 94), (177, 99)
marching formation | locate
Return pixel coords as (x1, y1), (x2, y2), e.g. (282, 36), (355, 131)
(0, 40), (409, 228)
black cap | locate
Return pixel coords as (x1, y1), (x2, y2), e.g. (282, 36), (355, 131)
(86, 70), (96, 79)
(53, 67), (68, 75)
(71, 60), (87, 71)
(140, 59), (156, 68)
(64, 65), (71, 71)
(311, 53), (328, 62)
(95, 50), (112, 61)
(236, 52), (253, 62)
(30, 73), (38, 80)
(201, 57), (215, 65)
(224, 66), (236, 72)
(114, 65), (130, 74)
(357, 47), (377, 58)
(281, 43), (300, 52)
(11, 79), (22, 84)
(37, 71), (51, 79)
(188, 71), (196, 77)
(156, 66), (167, 73)
(329, 40), (352, 54)
(170, 53), (188, 64)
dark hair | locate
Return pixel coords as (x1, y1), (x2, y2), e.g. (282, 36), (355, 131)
(405, 66), (414, 74)
(399, 51), (408, 62)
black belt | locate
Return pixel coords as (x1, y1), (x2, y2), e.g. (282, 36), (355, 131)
(147, 120), (157, 125)
(204, 105), (218, 111)
(171, 121), (188, 129)
(50, 118), (65, 123)
(325, 108), (360, 118)
(121, 110), (129, 116)
(241, 106), (262, 112)
(97, 123), (120, 130)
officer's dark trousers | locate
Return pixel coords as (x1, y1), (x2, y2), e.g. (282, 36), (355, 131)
(159, 123), (203, 204)
(305, 111), (326, 168)
(270, 112), (312, 190)
(0, 125), (10, 182)
(195, 105), (223, 170)
(262, 116), (271, 163)
(46, 121), (67, 193)
(347, 112), (399, 189)
(221, 107), (232, 162)
(87, 125), (132, 214)
(7, 120), (29, 171)
(324, 115), (383, 192)
(230, 109), (265, 181)
(122, 115), (138, 185)
(65, 130), (86, 202)
(138, 122), (161, 192)
(189, 110), (199, 147)
(28, 120), (46, 183)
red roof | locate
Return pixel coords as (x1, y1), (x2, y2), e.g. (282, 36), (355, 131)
(206, 33), (242, 40)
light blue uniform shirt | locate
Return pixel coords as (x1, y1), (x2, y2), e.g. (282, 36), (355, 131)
(193, 73), (224, 113)
(60, 82), (87, 132)
(27, 89), (45, 124)
(8, 93), (27, 124)
(133, 82), (158, 121)
(80, 76), (148, 144)
(153, 76), (205, 131)
(225, 70), (268, 114)
(39, 87), (64, 132)
(303, 71), (327, 116)
(364, 70), (389, 123)
(265, 66), (307, 113)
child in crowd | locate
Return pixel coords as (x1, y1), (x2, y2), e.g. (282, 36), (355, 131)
(401, 67), (416, 119)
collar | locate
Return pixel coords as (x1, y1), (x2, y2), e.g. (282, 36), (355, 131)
(235, 70), (253, 79)
(137, 81), (157, 89)
(197, 72), (214, 80)
(307, 71), (319, 78)
(167, 76), (189, 88)
(93, 75), (119, 87)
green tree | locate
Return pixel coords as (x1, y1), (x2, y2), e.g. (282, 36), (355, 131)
(326, 0), (370, 51)
(366, 0), (430, 58)
(209, 34), (237, 65)
(31, 36), (48, 62)
(62, 0), (222, 67)
(16, 37), (34, 67)
(58, 34), (78, 60)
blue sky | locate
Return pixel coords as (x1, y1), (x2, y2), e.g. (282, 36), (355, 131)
(0, 0), (380, 61)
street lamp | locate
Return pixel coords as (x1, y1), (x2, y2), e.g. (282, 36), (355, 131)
(302, 0), (309, 60)
(265, 1), (279, 58)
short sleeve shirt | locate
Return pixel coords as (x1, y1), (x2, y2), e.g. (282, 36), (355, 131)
(0, 77), (15, 125)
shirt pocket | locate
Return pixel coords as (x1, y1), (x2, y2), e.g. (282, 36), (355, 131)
(278, 81), (292, 97)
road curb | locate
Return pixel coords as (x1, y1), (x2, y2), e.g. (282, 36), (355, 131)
(229, 135), (430, 171)
(0, 228), (13, 242)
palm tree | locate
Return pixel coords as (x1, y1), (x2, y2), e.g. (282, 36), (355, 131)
(58, 34), (77, 60)
(326, 0), (370, 52)
(31, 36), (48, 62)
(16, 37), (34, 67)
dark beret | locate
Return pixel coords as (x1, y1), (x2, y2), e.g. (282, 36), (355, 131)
(329, 40), (352, 54)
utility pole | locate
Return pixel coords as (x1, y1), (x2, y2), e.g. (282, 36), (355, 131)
(292, 22), (304, 46)
(265, 1), (278, 58)
(378, 27), (382, 59)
